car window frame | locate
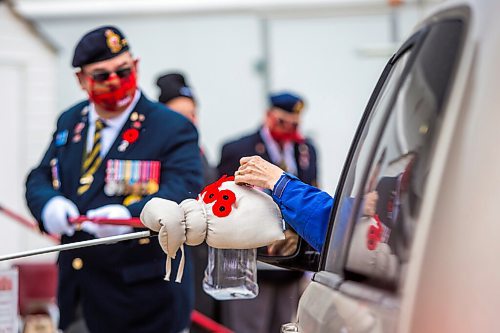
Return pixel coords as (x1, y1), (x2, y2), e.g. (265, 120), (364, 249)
(319, 27), (430, 275)
(319, 15), (469, 292)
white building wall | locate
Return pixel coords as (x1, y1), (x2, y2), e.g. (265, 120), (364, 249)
(0, 2), (58, 266)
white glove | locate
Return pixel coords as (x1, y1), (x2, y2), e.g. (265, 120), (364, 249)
(81, 204), (133, 238)
(140, 198), (186, 256)
(41, 196), (79, 236)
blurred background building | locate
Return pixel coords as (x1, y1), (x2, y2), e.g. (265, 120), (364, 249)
(0, 0), (443, 260)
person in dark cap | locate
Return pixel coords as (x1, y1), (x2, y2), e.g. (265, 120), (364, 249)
(25, 26), (203, 333)
(156, 72), (219, 328)
(157, 73), (197, 123)
(217, 91), (319, 333)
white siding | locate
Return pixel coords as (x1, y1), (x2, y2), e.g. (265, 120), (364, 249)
(0, 3), (57, 266)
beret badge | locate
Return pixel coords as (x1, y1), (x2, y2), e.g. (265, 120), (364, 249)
(105, 29), (127, 54)
(293, 100), (304, 114)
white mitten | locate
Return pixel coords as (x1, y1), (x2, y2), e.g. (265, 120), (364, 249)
(140, 198), (186, 282)
(180, 199), (207, 246)
(41, 196), (79, 236)
(82, 204), (133, 238)
(140, 198), (186, 255)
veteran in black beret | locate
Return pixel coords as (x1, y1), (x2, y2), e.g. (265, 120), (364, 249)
(217, 91), (318, 333)
(26, 26), (203, 333)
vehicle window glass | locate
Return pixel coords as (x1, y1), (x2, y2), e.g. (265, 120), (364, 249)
(324, 51), (412, 271)
(342, 20), (464, 288)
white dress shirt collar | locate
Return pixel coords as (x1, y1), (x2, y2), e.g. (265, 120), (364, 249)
(86, 90), (141, 155)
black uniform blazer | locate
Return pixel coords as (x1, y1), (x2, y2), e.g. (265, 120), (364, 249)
(25, 93), (203, 332)
(217, 129), (317, 186)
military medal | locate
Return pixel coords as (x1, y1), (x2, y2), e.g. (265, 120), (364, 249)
(118, 141), (128, 152)
(298, 143), (310, 170)
(117, 113), (142, 152)
(50, 158), (61, 190)
(104, 160), (117, 196)
(104, 181), (118, 196)
(147, 161), (160, 195)
(75, 122), (85, 133)
(146, 180), (159, 195)
(73, 107), (88, 143)
(255, 143), (266, 155)
(73, 122), (85, 142)
(105, 159), (160, 198)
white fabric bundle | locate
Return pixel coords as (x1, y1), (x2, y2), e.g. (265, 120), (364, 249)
(140, 178), (285, 282)
(203, 181), (285, 249)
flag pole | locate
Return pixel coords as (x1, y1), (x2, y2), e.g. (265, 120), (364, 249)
(0, 230), (153, 262)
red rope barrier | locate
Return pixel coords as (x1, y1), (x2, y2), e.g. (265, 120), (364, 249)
(69, 216), (144, 228)
(0, 204), (59, 242)
(191, 311), (233, 333)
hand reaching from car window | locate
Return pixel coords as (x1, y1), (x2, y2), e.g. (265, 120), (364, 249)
(234, 155), (285, 190)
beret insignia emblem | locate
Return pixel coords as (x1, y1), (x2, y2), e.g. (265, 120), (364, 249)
(293, 100), (304, 114)
(105, 29), (125, 54)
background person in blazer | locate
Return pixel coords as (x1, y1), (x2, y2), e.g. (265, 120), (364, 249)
(25, 26), (203, 333)
(217, 92), (318, 333)
(156, 72), (219, 328)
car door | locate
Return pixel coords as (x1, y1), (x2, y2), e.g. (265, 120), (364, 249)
(296, 7), (468, 333)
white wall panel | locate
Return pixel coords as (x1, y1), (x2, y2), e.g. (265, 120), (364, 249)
(0, 3), (57, 265)
(269, 14), (389, 192)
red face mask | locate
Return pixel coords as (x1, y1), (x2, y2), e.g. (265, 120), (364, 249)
(268, 116), (304, 144)
(269, 129), (304, 144)
(87, 71), (137, 112)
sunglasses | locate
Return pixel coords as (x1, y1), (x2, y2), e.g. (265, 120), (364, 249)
(86, 67), (133, 83)
(275, 117), (299, 129)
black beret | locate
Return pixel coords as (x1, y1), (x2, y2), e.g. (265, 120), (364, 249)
(72, 26), (129, 68)
(156, 73), (196, 104)
(269, 92), (305, 114)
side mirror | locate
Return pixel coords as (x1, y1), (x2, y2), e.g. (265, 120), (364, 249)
(257, 237), (320, 272)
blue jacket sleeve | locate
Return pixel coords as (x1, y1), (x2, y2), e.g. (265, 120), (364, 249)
(271, 173), (334, 251)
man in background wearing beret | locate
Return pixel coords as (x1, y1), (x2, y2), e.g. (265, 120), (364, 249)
(156, 72), (219, 329)
(156, 72), (217, 186)
(217, 92), (318, 333)
(25, 26), (203, 333)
